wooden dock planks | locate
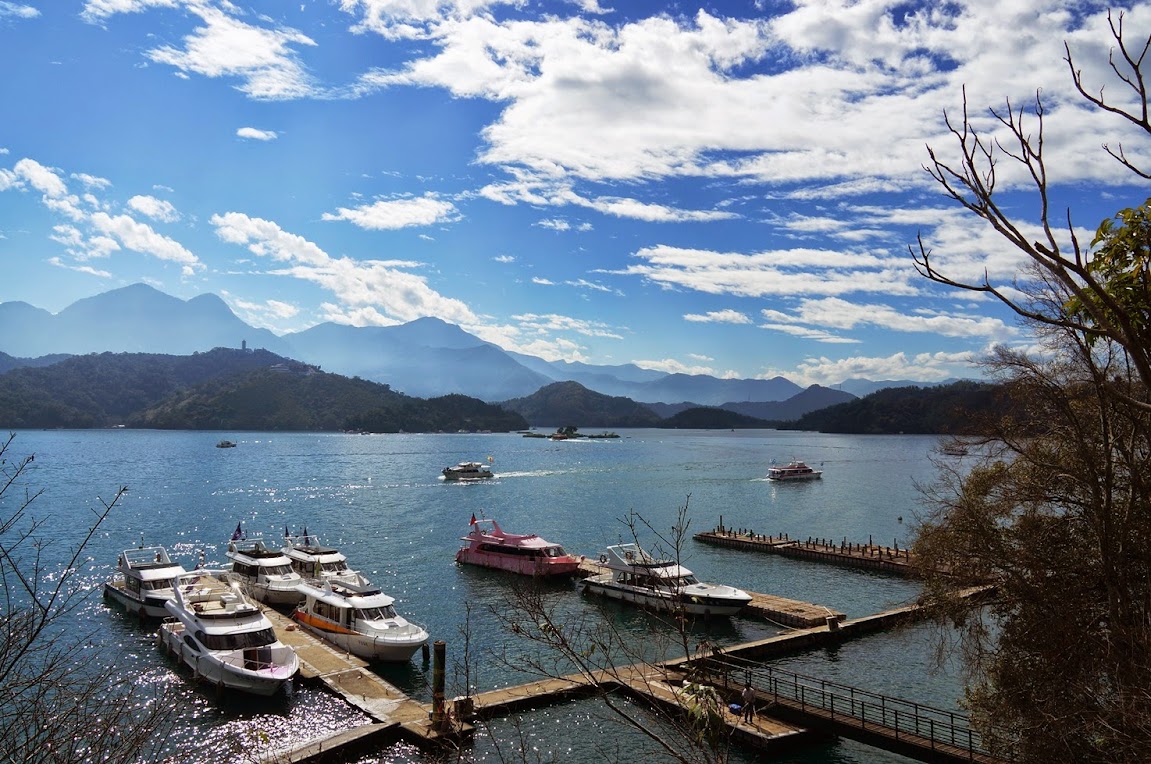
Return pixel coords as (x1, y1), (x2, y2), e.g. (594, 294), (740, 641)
(694, 529), (918, 576)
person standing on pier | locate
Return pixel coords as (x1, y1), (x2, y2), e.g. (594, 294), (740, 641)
(740, 684), (755, 723)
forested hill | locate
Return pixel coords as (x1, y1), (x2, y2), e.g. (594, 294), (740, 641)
(0, 349), (526, 432)
(499, 380), (663, 427)
(780, 380), (1005, 434)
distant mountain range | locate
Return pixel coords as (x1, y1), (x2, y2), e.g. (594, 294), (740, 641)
(0, 283), (918, 405)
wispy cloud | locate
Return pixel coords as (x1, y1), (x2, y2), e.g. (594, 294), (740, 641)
(136, 4), (319, 99)
(127, 195), (179, 223)
(2, 157), (200, 274)
(211, 211), (477, 325)
(0, 2), (39, 19)
(237, 127), (278, 141)
(684, 309), (752, 324)
(760, 350), (981, 388)
(322, 195), (460, 230)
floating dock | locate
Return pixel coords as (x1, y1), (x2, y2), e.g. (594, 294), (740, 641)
(576, 557), (844, 628)
(694, 529), (918, 576)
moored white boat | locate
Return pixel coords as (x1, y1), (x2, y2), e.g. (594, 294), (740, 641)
(456, 518), (582, 576)
(442, 459), (494, 481)
(225, 535), (305, 605)
(103, 545), (189, 619)
(766, 460), (823, 481)
(578, 543), (751, 616)
(157, 572), (299, 696)
(282, 531), (362, 586)
(291, 578), (429, 662)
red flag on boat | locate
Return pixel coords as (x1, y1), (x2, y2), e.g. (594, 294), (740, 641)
(470, 513), (477, 525)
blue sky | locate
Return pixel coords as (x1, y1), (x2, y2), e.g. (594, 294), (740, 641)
(0, 1), (1146, 386)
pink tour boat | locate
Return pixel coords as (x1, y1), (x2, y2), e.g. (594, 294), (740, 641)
(456, 517), (583, 576)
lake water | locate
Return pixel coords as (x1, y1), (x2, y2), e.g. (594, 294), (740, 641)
(7, 428), (963, 763)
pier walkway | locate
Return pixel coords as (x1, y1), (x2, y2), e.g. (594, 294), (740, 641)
(262, 608), (426, 725)
(686, 657), (1005, 763)
(694, 528), (918, 576)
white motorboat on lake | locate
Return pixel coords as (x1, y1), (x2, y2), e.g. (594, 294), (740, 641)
(226, 536), (305, 605)
(282, 532), (362, 586)
(103, 545), (189, 619)
(442, 460), (494, 481)
(291, 578), (429, 662)
(766, 460), (823, 481)
(158, 572), (299, 696)
(578, 543), (752, 617)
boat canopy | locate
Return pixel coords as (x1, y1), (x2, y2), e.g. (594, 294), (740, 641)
(297, 580), (395, 609)
(600, 543), (693, 578)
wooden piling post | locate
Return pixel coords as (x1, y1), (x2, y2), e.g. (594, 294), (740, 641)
(432, 640), (446, 724)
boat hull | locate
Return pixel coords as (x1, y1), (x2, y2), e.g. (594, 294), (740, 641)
(578, 575), (750, 617)
(766, 473), (821, 481)
(103, 582), (171, 619)
(157, 621), (297, 696)
(455, 548), (580, 576)
(247, 581), (305, 606)
(292, 612), (427, 662)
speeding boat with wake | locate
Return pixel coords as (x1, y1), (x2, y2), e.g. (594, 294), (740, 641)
(578, 543), (752, 616)
(158, 572), (299, 696)
(765, 460), (823, 481)
(442, 460), (494, 481)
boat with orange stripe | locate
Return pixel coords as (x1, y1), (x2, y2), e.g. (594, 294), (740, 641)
(290, 576), (429, 662)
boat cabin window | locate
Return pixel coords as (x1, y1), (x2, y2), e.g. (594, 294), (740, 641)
(232, 562), (256, 577)
(262, 563), (293, 576)
(544, 546), (567, 557)
(127, 578), (141, 594)
(142, 578), (175, 591)
(194, 627), (277, 650)
(324, 561), (349, 572)
(477, 543), (540, 558)
(314, 601), (342, 621)
(356, 605), (397, 621)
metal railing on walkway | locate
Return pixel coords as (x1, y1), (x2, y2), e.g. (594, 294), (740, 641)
(691, 656), (1004, 762)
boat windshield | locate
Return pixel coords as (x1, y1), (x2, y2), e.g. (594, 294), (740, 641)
(356, 605), (397, 621)
(143, 578), (176, 591)
(195, 627), (277, 651)
(544, 546), (568, 557)
(323, 561), (349, 573)
(261, 564), (293, 575)
(677, 575), (699, 586)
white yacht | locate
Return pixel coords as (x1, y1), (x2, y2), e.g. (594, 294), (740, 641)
(225, 537), (304, 605)
(282, 532), (362, 586)
(578, 543), (752, 617)
(291, 578), (429, 662)
(103, 545), (189, 619)
(766, 460), (823, 481)
(158, 573), (299, 696)
(442, 460), (494, 481)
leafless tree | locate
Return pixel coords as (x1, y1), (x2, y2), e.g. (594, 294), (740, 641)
(485, 498), (736, 764)
(0, 433), (175, 763)
(912, 11), (1151, 763)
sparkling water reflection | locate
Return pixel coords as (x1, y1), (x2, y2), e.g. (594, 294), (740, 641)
(11, 428), (961, 762)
